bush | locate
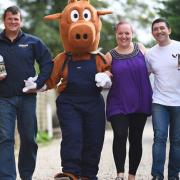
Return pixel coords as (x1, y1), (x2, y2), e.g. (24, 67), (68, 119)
(36, 131), (52, 144)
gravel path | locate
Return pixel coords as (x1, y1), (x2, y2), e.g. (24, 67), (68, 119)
(16, 121), (171, 180)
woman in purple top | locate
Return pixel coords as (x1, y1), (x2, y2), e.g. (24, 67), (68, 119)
(106, 20), (152, 180)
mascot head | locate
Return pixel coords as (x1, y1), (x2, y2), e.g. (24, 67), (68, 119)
(44, 0), (112, 55)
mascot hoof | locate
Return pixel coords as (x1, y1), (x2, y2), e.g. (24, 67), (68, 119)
(54, 172), (78, 180)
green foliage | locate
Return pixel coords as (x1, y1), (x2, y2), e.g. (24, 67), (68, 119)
(158, 0), (180, 41)
(100, 20), (116, 53)
(36, 131), (51, 144)
(34, 61), (40, 74)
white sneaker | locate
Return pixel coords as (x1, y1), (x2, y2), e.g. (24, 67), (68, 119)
(115, 177), (124, 180)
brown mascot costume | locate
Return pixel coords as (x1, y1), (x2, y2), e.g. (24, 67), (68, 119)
(25, 0), (112, 179)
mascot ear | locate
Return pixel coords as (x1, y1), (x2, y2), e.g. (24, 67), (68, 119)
(97, 10), (113, 16)
(44, 13), (62, 20)
(68, 0), (89, 3)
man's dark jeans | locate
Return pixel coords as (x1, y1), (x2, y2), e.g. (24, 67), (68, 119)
(0, 95), (38, 180)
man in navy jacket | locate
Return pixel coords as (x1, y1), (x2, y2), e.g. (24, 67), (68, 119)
(0, 6), (53, 180)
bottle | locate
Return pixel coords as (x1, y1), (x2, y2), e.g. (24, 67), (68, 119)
(178, 54), (180, 70)
(0, 55), (7, 77)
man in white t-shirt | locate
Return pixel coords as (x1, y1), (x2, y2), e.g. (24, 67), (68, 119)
(145, 18), (180, 180)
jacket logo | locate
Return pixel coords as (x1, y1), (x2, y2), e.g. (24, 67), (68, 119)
(18, 44), (29, 48)
(76, 66), (82, 69)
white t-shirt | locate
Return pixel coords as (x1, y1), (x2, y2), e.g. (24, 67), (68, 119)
(145, 40), (180, 106)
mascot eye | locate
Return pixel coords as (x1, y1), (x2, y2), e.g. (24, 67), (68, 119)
(71, 10), (79, 22)
(83, 9), (91, 21)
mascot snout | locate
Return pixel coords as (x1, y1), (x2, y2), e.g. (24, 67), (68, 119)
(68, 23), (96, 49)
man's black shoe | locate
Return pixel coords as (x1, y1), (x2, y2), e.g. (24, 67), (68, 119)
(152, 176), (163, 180)
(168, 177), (179, 180)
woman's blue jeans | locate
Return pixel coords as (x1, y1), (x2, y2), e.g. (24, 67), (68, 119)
(151, 103), (180, 179)
(0, 95), (38, 180)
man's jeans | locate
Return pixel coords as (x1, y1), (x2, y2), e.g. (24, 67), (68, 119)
(151, 103), (180, 179)
(0, 95), (38, 180)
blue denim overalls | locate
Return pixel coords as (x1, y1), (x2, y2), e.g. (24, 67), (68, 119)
(56, 54), (106, 179)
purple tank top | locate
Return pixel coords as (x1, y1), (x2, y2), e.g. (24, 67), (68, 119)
(106, 43), (152, 119)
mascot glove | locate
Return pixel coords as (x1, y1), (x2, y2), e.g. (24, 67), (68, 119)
(24, 76), (38, 87)
(22, 76), (37, 93)
(95, 72), (112, 88)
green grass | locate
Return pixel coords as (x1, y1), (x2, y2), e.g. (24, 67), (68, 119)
(36, 131), (52, 144)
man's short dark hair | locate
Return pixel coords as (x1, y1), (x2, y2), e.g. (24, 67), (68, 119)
(2, 6), (22, 20)
(151, 18), (170, 32)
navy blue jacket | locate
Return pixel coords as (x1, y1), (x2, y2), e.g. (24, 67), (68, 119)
(0, 31), (53, 97)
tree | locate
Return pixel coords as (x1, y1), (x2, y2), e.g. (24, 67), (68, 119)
(158, 0), (180, 40)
